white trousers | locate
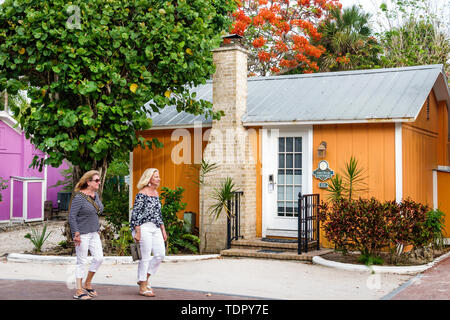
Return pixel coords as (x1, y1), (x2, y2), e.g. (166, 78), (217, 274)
(132, 222), (165, 282)
(75, 232), (104, 279)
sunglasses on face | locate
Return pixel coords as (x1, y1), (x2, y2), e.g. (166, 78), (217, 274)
(91, 179), (101, 183)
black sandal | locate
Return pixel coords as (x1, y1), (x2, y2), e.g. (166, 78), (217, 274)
(83, 288), (98, 297)
(73, 293), (92, 300)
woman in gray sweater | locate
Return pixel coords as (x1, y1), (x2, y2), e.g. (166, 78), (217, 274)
(69, 170), (104, 300)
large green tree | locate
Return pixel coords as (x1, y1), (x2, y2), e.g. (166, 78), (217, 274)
(314, 5), (382, 72)
(0, 0), (234, 192)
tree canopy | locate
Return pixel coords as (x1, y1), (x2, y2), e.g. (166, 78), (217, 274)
(0, 0), (235, 186)
(229, 0), (342, 76)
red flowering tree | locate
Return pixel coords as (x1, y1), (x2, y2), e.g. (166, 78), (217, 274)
(229, 0), (342, 76)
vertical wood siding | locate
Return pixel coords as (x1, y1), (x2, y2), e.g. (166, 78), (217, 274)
(402, 91), (442, 206)
(132, 128), (209, 227)
(313, 123), (396, 248)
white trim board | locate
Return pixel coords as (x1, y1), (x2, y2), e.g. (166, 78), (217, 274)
(395, 123), (403, 203)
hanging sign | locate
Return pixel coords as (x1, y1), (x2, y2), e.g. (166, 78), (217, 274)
(313, 160), (334, 181)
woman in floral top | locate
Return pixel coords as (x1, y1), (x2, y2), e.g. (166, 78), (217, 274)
(130, 168), (167, 297)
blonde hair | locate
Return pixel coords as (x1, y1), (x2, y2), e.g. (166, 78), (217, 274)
(137, 168), (159, 190)
(74, 170), (101, 192)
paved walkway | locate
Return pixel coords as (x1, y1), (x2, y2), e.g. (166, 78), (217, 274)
(384, 254), (450, 300)
(0, 279), (258, 300)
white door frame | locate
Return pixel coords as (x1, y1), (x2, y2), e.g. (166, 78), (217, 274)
(261, 125), (313, 238)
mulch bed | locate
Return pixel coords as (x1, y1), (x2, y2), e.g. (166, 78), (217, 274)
(321, 246), (450, 266)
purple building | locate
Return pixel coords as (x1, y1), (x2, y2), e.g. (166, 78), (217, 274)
(0, 111), (68, 223)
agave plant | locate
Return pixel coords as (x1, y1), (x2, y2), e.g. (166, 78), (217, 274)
(24, 225), (52, 253)
(208, 177), (240, 220)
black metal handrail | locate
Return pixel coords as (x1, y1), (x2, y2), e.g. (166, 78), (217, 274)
(297, 193), (320, 254)
(226, 191), (244, 249)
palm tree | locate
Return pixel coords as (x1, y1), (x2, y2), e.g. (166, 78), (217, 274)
(315, 5), (381, 72)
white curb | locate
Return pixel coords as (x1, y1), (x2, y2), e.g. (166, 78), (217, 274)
(6, 253), (220, 265)
(312, 250), (450, 275)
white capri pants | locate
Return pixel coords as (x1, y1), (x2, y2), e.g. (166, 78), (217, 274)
(75, 232), (104, 279)
(132, 222), (166, 282)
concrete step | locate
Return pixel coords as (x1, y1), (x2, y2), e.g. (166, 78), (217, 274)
(220, 248), (333, 262)
(230, 238), (319, 252)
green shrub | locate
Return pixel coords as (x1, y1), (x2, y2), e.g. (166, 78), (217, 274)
(160, 187), (199, 254)
(318, 197), (436, 257)
(103, 176), (130, 233)
(358, 253), (384, 266)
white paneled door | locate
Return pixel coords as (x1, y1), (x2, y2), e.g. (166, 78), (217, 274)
(262, 127), (312, 237)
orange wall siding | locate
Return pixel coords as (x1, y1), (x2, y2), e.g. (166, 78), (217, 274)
(313, 123), (396, 202)
(247, 127), (262, 238)
(132, 128), (209, 226)
(437, 100), (449, 166)
(402, 91), (441, 206)
(313, 123), (396, 248)
(437, 171), (450, 238)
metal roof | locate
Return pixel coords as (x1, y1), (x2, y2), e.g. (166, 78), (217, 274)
(144, 83), (213, 128)
(146, 64), (449, 127)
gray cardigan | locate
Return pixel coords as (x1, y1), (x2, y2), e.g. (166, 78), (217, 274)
(68, 192), (103, 237)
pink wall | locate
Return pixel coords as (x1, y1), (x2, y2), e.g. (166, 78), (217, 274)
(28, 181), (43, 220)
(0, 118), (68, 221)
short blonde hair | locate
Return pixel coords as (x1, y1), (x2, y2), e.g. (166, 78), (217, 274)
(137, 168), (159, 190)
(74, 170), (100, 192)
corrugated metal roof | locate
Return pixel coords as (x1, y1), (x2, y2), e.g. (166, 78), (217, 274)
(144, 83), (213, 127)
(146, 64), (448, 127)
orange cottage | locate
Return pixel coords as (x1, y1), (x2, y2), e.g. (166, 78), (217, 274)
(131, 43), (450, 254)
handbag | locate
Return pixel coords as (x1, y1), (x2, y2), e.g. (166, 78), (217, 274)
(130, 242), (142, 261)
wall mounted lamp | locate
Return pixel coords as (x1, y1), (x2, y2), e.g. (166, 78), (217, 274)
(318, 141), (327, 158)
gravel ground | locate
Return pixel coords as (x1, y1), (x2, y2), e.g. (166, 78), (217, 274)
(0, 220), (67, 256)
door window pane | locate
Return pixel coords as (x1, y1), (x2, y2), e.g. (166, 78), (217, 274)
(295, 137), (302, 152)
(295, 154), (302, 168)
(278, 154), (285, 168)
(278, 138), (285, 152)
(286, 137), (293, 152)
(286, 154), (293, 168)
(277, 186), (284, 200)
(286, 186), (293, 200)
(277, 170), (285, 184)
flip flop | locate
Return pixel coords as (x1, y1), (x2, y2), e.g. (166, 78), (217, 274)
(137, 281), (153, 291)
(83, 288), (98, 297)
(73, 293), (92, 300)
(139, 289), (155, 297)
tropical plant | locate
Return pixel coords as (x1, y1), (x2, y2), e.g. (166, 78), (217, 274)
(187, 159), (218, 253)
(160, 187), (199, 254)
(208, 177), (240, 220)
(313, 5), (382, 72)
(103, 154), (130, 232)
(24, 224), (52, 253)
(0, 177), (8, 202)
(229, 0), (342, 75)
(0, 0), (235, 194)
(111, 223), (134, 256)
(326, 156), (368, 201)
(318, 197), (439, 259)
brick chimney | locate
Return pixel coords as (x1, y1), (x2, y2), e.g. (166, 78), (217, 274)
(199, 36), (257, 253)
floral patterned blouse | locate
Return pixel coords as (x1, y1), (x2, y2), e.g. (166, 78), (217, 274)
(129, 193), (164, 231)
